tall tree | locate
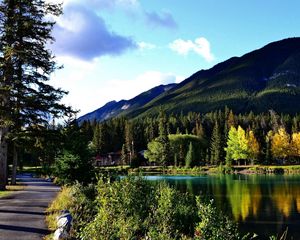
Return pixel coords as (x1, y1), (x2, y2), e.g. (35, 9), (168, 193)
(0, 0), (72, 188)
(0, 0), (16, 189)
(271, 127), (290, 162)
(210, 121), (222, 165)
(185, 142), (194, 168)
(247, 130), (260, 165)
(92, 123), (105, 155)
(124, 120), (135, 164)
(157, 108), (171, 166)
(291, 132), (300, 159)
(225, 126), (249, 166)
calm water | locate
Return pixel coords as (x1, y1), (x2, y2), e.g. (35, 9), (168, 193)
(144, 174), (300, 239)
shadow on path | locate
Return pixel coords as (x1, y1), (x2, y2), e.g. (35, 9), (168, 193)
(0, 224), (50, 235)
(0, 174), (60, 240)
(0, 209), (45, 216)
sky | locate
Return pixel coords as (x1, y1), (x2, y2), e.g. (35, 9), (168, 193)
(48, 0), (300, 117)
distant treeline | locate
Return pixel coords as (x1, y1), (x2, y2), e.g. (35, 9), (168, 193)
(79, 107), (300, 166)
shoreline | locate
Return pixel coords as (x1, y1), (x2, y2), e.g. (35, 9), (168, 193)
(96, 164), (300, 175)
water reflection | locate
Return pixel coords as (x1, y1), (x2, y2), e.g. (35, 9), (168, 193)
(145, 174), (300, 238)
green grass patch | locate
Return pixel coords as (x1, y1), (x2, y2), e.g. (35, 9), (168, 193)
(0, 185), (25, 198)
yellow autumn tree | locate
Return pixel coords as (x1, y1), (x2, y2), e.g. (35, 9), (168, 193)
(247, 130), (260, 165)
(225, 126), (249, 166)
(271, 127), (290, 161)
(291, 132), (300, 157)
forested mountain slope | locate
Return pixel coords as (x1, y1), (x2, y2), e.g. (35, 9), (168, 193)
(80, 38), (300, 122)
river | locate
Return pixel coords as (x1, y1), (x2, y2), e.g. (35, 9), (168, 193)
(144, 174), (300, 239)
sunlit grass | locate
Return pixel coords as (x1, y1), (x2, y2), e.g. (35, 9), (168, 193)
(0, 184), (25, 198)
(46, 186), (73, 230)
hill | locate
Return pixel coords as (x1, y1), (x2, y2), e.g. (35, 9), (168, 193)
(79, 38), (300, 122)
(78, 83), (176, 123)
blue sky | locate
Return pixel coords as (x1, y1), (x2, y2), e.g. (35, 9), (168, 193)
(48, 0), (300, 116)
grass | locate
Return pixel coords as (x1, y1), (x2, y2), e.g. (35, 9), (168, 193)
(0, 184), (25, 198)
(97, 164), (300, 176)
(46, 186), (74, 231)
(247, 165), (300, 174)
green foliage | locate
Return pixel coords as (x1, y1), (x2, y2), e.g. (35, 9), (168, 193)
(157, 108), (171, 166)
(144, 140), (164, 164)
(169, 134), (207, 166)
(194, 198), (240, 240)
(81, 177), (154, 240)
(185, 142), (195, 168)
(81, 177), (198, 240)
(145, 134), (206, 167)
(53, 151), (93, 185)
(147, 182), (197, 240)
(91, 123), (105, 155)
(79, 109), (300, 170)
(225, 126), (249, 165)
(210, 121), (222, 165)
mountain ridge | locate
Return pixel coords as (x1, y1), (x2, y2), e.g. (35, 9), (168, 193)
(79, 37), (300, 122)
(78, 83), (176, 123)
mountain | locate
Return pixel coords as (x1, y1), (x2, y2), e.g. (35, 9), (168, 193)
(78, 83), (176, 123)
(79, 38), (300, 122)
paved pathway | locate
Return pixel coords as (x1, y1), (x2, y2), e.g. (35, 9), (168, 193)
(0, 174), (60, 240)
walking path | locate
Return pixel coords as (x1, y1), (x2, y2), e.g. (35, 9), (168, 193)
(0, 174), (60, 240)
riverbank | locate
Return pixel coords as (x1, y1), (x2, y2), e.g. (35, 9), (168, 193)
(96, 164), (300, 175)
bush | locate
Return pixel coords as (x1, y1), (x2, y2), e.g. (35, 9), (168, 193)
(80, 177), (241, 240)
(147, 182), (197, 239)
(194, 198), (240, 240)
(81, 177), (154, 239)
(53, 150), (94, 185)
(49, 177), (249, 240)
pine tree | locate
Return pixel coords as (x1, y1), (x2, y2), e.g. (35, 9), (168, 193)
(210, 121), (221, 165)
(157, 108), (171, 166)
(185, 142), (194, 168)
(92, 123), (105, 155)
(0, 0), (16, 189)
(121, 144), (128, 165)
(0, 0), (72, 188)
(124, 120), (134, 160)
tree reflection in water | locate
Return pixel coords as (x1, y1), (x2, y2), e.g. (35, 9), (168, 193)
(146, 174), (300, 238)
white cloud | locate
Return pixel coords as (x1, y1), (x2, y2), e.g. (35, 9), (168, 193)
(51, 66), (183, 116)
(138, 41), (156, 50)
(135, 71), (178, 85)
(169, 37), (214, 62)
(52, 4), (137, 60)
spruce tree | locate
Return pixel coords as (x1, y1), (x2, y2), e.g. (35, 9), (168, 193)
(158, 108), (171, 166)
(185, 142), (194, 168)
(92, 123), (105, 155)
(210, 121), (221, 165)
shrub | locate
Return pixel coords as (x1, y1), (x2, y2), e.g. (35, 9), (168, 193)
(81, 177), (154, 239)
(194, 198), (240, 240)
(53, 150), (94, 185)
(50, 177), (247, 240)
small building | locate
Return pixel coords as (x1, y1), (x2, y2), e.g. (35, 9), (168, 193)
(94, 152), (121, 167)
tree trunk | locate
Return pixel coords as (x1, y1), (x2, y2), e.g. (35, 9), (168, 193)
(11, 143), (18, 185)
(0, 128), (8, 190)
